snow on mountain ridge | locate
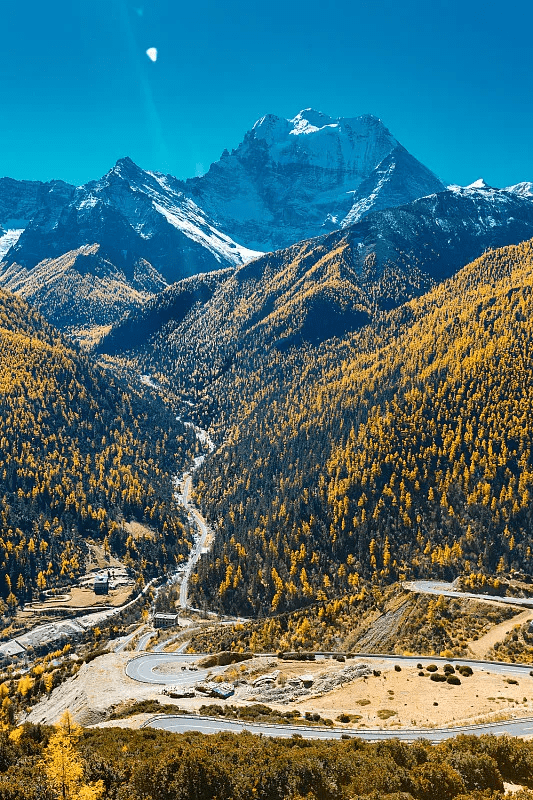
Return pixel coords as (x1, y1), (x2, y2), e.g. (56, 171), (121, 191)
(447, 179), (533, 199)
(506, 182), (533, 199)
(75, 157), (262, 267)
(248, 109), (398, 174)
(0, 227), (25, 260)
(251, 114), (292, 145)
(185, 109), (440, 250)
(289, 109), (336, 135)
(465, 178), (492, 190)
(446, 182), (532, 210)
(153, 200), (261, 265)
(0, 110), (448, 269)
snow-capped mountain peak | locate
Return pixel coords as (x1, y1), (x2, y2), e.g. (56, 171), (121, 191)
(448, 179), (496, 196)
(112, 155), (136, 169)
(3, 154), (262, 285)
(250, 113), (291, 145)
(186, 109), (443, 250)
(2, 108), (533, 340)
(505, 181), (533, 198)
(289, 108), (335, 134)
(83, 159), (262, 266)
(465, 178), (492, 190)
(102, 155), (149, 185)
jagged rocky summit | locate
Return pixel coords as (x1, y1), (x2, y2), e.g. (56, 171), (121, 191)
(0, 109), (532, 335)
(0, 109), (445, 282)
(185, 109), (446, 250)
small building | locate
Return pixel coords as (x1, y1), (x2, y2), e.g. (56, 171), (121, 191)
(195, 681), (235, 699)
(154, 613), (179, 628)
(94, 575), (109, 595)
(210, 682), (235, 700)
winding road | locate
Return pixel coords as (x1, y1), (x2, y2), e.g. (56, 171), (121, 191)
(127, 651), (533, 685)
(136, 630), (157, 652)
(405, 580), (533, 608)
(127, 650), (533, 741)
(127, 652), (224, 685)
(144, 713), (533, 742)
(123, 435), (533, 744)
(113, 624), (147, 654)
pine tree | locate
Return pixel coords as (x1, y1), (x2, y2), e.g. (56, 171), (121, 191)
(41, 711), (104, 800)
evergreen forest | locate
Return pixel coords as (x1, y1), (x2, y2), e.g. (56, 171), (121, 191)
(4, 717), (533, 800)
(0, 290), (196, 607)
(184, 240), (533, 615)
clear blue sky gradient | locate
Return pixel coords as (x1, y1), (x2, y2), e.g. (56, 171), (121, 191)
(2, 0), (532, 187)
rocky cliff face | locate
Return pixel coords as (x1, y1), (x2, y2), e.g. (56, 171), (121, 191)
(99, 184), (533, 371)
(0, 110), (447, 297)
(2, 110), (531, 338)
(185, 109), (446, 249)
(3, 157), (260, 282)
(0, 176), (74, 222)
(0, 158), (260, 334)
(0, 177), (74, 260)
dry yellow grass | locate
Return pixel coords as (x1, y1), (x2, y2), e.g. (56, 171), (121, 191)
(124, 521), (156, 541)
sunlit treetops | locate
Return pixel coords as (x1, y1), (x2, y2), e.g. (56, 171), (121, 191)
(0, 289), (196, 605)
(188, 238), (533, 615)
(96, 227), (439, 416)
(4, 716), (533, 799)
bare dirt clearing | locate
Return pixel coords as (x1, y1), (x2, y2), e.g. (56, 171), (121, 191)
(85, 542), (126, 571)
(468, 609), (533, 659)
(27, 585), (133, 611)
(25, 652), (533, 733)
(124, 520), (156, 541)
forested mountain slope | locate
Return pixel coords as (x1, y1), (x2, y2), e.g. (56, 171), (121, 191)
(3, 116), (532, 342)
(99, 270), (232, 357)
(99, 186), (533, 420)
(0, 244), (167, 339)
(189, 239), (533, 616)
(0, 159), (259, 338)
(0, 290), (195, 606)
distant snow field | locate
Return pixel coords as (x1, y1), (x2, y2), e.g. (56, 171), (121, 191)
(0, 224), (26, 260)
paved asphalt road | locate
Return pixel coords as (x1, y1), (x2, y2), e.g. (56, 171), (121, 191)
(129, 650), (533, 740)
(144, 713), (533, 742)
(153, 634), (182, 653)
(127, 651), (533, 685)
(112, 624), (146, 654)
(136, 630), (156, 651)
(406, 580), (533, 608)
(152, 628), (189, 653)
(126, 652), (227, 685)
(127, 469), (533, 741)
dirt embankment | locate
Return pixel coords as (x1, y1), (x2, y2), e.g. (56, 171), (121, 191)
(26, 654), (162, 727)
(468, 609), (533, 659)
(26, 651), (533, 733)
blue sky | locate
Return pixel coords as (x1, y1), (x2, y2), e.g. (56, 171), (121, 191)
(2, 0), (532, 187)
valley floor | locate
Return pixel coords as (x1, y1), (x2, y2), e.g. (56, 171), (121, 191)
(13, 419), (533, 741)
